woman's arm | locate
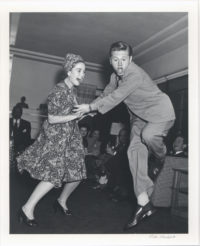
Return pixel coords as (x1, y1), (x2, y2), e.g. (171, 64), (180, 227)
(48, 113), (81, 124)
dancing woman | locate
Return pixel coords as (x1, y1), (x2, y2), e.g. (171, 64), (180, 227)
(17, 53), (87, 227)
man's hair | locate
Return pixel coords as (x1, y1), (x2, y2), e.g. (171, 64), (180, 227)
(109, 41), (133, 57)
(12, 105), (23, 116)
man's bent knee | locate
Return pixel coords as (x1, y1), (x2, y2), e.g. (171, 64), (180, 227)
(141, 130), (154, 145)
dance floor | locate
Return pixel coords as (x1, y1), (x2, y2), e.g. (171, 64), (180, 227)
(9, 168), (188, 234)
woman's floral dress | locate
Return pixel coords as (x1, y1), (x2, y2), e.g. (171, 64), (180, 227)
(17, 81), (87, 187)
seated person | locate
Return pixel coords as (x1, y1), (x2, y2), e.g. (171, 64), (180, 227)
(93, 128), (133, 201)
(105, 128), (132, 201)
(79, 123), (90, 153)
(96, 127), (130, 171)
(85, 128), (102, 180)
(148, 133), (188, 182)
(87, 128), (102, 156)
(114, 128), (130, 154)
(10, 105), (31, 155)
(170, 134), (188, 157)
(91, 142), (115, 189)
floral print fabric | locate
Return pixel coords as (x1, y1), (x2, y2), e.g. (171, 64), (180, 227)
(17, 82), (87, 187)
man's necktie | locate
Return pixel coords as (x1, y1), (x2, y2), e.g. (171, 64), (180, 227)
(116, 75), (123, 87)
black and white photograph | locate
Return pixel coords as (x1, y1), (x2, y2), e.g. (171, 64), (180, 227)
(0, 0), (199, 246)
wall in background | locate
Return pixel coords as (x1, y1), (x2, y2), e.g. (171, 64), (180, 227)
(10, 57), (59, 110)
(10, 56), (107, 110)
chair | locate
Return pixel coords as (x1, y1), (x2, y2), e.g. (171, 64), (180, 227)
(171, 167), (188, 218)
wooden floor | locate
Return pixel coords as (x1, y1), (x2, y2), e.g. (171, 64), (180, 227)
(10, 168), (188, 234)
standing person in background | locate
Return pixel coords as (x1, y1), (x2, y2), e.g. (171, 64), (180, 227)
(10, 105), (31, 155)
(16, 96), (29, 109)
(17, 53), (87, 227)
(73, 41), (175, 230)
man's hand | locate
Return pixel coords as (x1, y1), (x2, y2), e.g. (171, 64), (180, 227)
(73, 104), (90, 114)
(106, 144), (116, 156)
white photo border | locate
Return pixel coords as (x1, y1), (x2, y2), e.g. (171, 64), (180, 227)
(0, 0), (199, 245)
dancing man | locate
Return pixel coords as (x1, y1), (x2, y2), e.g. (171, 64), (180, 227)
(73, 41), (175, 230)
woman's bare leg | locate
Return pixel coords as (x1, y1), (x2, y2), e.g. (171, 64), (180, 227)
(22, 181), (54, 219)
(57, 181), (81, 210)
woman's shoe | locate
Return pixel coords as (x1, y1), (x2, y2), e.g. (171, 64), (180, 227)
(53, 200), (72, 216)
(18, 208), (38, 227)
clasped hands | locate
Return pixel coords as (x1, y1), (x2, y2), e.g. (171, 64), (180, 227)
(73, 104), (91, 118)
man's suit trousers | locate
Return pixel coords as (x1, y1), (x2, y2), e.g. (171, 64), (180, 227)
(127, 116), (174, 198)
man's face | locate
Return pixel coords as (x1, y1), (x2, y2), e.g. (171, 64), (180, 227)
(173, 136), (184, 152)
(110, 50), (132, 76)
(12, 107), (22, 119)
(119, 130), (129, 144)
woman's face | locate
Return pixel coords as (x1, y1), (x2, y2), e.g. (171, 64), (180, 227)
(68, 62), (86, 86)
(80, 127), (88, 137)
(92, 130), (100, 139)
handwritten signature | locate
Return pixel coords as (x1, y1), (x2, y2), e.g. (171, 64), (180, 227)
(149, 234), (176, 239)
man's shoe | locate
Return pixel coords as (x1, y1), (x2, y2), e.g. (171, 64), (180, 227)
(124, 202), (156, 231)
